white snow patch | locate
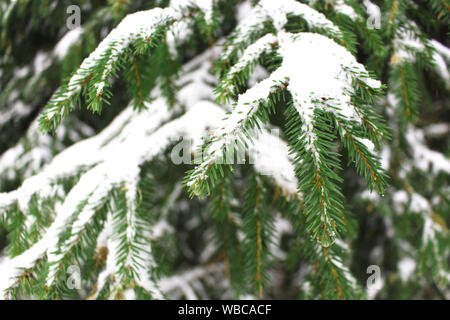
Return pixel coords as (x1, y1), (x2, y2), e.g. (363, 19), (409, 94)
(334, 0), (358, 20)
(405, 127), (450, 175)
(54, 27), (84, 59)
(398, 257), (416, 282)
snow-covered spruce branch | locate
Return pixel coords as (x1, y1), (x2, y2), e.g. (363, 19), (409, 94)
(187, 30), (388, 247)
(0, 100), (208, 297)
(218, 0), (345, 66)
(38, 1), (218, 134)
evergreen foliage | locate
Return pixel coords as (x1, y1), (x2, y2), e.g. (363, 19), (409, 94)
(0, 0), (448, 299)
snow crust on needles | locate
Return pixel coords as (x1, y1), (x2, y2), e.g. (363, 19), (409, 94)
(222, 0), (343, 61)
(260, 0), (341, 34)
(191, 31), (381, 186)
(48, 0), (217, 113)
(47, 7), (179, 113)
(280, 32), (381, 118)
(46, 0), (218, 117)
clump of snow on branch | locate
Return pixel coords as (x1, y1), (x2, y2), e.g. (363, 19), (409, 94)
(190, 30), (382, 189)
